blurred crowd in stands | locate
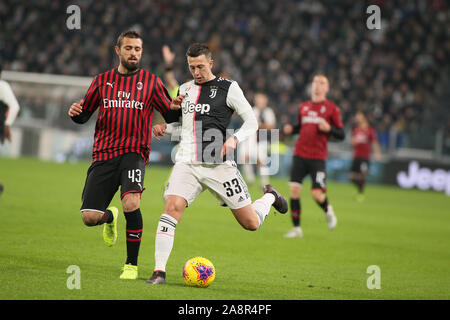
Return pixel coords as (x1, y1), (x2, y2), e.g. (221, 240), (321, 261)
(1, 0), (449, 152)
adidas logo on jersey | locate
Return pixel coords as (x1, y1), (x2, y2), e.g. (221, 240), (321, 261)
(183, 102), (211, 115)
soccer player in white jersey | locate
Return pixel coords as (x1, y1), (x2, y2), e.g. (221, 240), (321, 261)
(238, 92), (276, 187)
(147, 43), (288, 284)
(0, 65), (21, 198)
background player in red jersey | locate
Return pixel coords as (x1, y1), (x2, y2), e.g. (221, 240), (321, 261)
(283, 74), (345, 238)
(68, 30), (182, 279)
(350, 111), (382, 202)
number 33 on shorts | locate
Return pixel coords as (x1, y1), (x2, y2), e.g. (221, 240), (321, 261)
(223, 178), (243, 197)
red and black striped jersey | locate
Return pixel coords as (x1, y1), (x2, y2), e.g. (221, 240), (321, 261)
(72, 68), (179, 163)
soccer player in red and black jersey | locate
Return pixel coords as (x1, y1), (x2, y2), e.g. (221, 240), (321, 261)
(283, 75), (345, 238)
(350, 111), (382, 201)
(68, 30), (182, 279)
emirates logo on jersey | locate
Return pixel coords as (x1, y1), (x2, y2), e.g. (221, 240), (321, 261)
(103, 98), (143, 110)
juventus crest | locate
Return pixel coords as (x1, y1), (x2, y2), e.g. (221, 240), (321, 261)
(209, 87), (217, 99)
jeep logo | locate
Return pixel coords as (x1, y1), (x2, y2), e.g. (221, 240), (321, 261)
(183, 103), (210, 114)
(397, 161), (450, 196)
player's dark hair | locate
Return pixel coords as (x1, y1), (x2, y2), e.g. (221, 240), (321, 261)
(186, 43), (212, 59)
(116, 30), (142, 48)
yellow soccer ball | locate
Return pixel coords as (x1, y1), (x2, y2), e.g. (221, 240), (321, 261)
(182, 256), (216, 287)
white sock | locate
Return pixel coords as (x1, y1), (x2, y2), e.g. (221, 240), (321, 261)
(252, 193), (275, 228)
(154, 213), (178, 272)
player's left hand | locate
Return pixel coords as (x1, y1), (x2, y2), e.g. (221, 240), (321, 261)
(152, 124), (167, 141)
(221, 136), (238, 157)
(318, 120), (331, 133)
(170, 94), (185, 110)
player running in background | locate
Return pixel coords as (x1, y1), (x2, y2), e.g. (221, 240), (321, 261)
(148, 43), (288, 284)
(239, 92), (276, 188)
(0, 64), (21, 199)
(283, 74), (345, 238)
(68, 30), (181, 280)
(350, 111), (382, 202)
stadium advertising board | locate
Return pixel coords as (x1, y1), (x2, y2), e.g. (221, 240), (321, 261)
(384, 159), (450, 196)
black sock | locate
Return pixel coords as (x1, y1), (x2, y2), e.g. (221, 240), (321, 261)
(96, 209), (113, 225)
(124, 208), (143, 266)
(290, 198), (301, 227)
(357, 179), (365, 194)
(316, 197), (328, 213)
(352, 177), (365, 194)
(351, 177), (359, 189)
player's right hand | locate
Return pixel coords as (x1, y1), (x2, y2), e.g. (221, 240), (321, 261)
(68, 99), (84, 117)
(152, 124), (167, 141)
(317, 120), (331, 132)
(170, 94), (185, 110)
(283, 124), (293, 135)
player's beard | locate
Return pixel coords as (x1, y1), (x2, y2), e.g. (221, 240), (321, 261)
(121, 56), (140, 72)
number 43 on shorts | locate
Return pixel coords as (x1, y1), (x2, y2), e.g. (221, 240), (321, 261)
(128, 169), (142, 183)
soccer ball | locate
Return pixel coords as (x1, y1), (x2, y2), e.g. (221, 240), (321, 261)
(182, 256), (215, 287)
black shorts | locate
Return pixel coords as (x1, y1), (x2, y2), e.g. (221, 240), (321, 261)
(289, 156), (327, 191)
(80, 153), (146, 212)
(351, 157), (370, 174)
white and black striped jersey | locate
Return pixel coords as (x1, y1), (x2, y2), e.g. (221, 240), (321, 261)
(168, 77), (257, 163)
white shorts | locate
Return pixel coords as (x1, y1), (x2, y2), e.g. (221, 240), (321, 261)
(164, 161), (252, 209)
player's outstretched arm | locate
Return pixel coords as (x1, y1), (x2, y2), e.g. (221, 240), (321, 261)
(152, 122), (182, 141)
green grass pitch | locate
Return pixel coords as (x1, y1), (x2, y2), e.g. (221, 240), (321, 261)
(0, 157), (449, 300)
